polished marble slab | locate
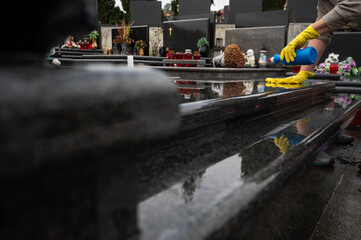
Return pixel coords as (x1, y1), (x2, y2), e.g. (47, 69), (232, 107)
(176, 80), (334, 131)
(178, 0), (212, 16)
(228, 0), (262, 24)
(163, 18), (211, 53)
(235, 10), (289, 28)
(130, 1), (162, 27)
(138, 91), (361, 240)
(157, 66), (286, 80)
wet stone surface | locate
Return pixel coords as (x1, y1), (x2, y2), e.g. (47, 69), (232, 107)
(137, 79), (361, 240)
(175, 79), (329, 103)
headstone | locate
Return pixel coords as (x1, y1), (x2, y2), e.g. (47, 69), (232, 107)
(174, 13), (215, 48)
(130, 1), (162, 27)
(179, 0), (212, 16)
(225, 26), (287, 64)
(287, 0), (317, 23)
(111, 25), (149, 55)
(163, 18), (211, 52)
(235, 10), (289, 28)
(223, 6), (230, 23)
(228, 0), (262, 24)
(320, 32), (361, 66)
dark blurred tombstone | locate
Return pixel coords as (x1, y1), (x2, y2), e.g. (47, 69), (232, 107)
(288, 0), (317, 23)
(0, 1), (180, 240)
(228, 0), (262, 24)
(130, 1), (162, 27)
(163, 18), (211, 52)
(235, 10), (289, 28)
(1, 0), (98, 59)
(179, 0), (212, 16)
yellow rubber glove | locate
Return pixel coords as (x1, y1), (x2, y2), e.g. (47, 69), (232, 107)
(274, 134), (291, 154)
(266, 71), (314, 84)
(281, 24), (320, 63)
(265, 82), (303, 89)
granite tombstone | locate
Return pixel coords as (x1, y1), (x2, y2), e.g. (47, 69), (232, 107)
(173, 13), (215, 50)
(320, 32), (361, 66)
(223, 6), (230, 23)
(228, 0), (262, 24)
(179, 0), (212, 16)
(226, 26), (287, 65)
(130, 1), (162, 27)
(288, 0), (317, 23)
(163, 18), (211, 52)
(235, 10), (289, 28)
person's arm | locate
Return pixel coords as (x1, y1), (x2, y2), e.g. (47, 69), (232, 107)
(300, 38), (327, 72)
(312, 18), (332, 36)
(267, 1), (360, 85)
(300, 18), (331, 72)
(281, 19), (331, 64)
(323, 0), (361, 32)
(266, 18), (330, 83)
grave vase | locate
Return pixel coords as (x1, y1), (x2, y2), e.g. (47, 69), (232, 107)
(122, 43), (131, 55)
(199, 45), (209, 57)
(113, 43), (121, 55)
(91, 38), (98, 49)
(159, 47), (167, 57)
(138, 48), (145, 56)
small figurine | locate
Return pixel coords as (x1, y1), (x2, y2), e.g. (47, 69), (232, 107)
(212, 53), (225, 67)
(246, 49), (256, 67)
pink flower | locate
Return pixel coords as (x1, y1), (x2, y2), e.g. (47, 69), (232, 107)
(318, 62), (326, 68)
(342, 64), (351, 72)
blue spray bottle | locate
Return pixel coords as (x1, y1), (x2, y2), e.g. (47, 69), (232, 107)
(268, 47), (317, 65)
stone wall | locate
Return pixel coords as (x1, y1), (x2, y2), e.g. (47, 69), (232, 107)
(215, 24), (235, 47)
(149, 27), (163, 56)
(101, 26), (113, 53)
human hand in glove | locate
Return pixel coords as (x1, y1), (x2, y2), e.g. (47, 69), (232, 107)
(265, 82), (303, 89)
(274, 134), (291, 154)
(281, 24), (320, 63)
(266, 71), (314, 84)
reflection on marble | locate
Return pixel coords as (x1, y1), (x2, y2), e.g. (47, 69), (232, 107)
(175, 80), (261, 103)
(175, 79), (330, 103)
(139, 154), (244, 239)
(182, 170), (206, 204)
(178, 80), (334, 132)
(138, 93), (361, 240)
(333, 93), (361, 108)
(266, 82), (304, 89)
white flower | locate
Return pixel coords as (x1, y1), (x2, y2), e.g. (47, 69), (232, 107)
(325, 53), (339, 63)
